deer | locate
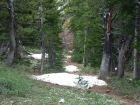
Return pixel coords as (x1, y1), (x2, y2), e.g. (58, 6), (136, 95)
(68, 49), (74, 55)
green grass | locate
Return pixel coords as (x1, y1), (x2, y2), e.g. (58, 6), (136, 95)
(0, 67), (32, 97)
(0, 80), (124, 105)
(108, 77), (140, 102)
(79, 66), (99, 75)
(0, 64), (125, 105)
(26, 46), (41, 53)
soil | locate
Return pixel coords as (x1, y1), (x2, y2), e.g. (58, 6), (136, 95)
(45, 56), (140, 105)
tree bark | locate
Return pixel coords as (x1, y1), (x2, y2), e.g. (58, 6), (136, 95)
(14, 39), (21, 58)
(117, 35), (133, 78)
(83, 28), (87, 67)
(133, 48), (138, 79)
(0, 42), (9, 56)
(41, 32), (46, 73)
(99, 52), (110, 80)
(48, 30), (54, 69)
(98, 7), (115, 80)
(133, 2), (140, 79)
(5, 0), (16, 66)
(39, 2), (46, 73)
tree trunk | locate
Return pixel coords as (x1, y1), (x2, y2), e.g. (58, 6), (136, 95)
(83, 29), (87, 67)
(5, 0), (16, 66)
(133, 2), (140, 79)
(49, 34), (54, 69)
(98, 7), (115, 80)
(41, 32), (46, 73)
(39, 2), (46, 73)
(133, 48), (138, 79)
(117, 35), (133, 78)
(109, 53), (115, 76)
(14, 39), (21, 58)
(98, 52), (110, 80)
(117, 46), (125, 78)
(0, 42), (9, 56)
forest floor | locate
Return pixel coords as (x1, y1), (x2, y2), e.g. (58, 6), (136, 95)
(44, 56), (140, 105)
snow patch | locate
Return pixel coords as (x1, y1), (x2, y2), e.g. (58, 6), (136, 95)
(27, 53), (48, 60)
(64, 65), (80, 72)
(31, 73), (107, 89)
(59, 98), (65, 103)
(65, 55), (71, 59)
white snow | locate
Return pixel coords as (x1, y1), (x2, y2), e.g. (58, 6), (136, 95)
(27, 53), (48, 59)
(64, 65), (80, 72)
(65, 55), (71, 59)
(31, 73), (107, 89)
(59, 98), (65, 103)
(29, 53), (107, 89)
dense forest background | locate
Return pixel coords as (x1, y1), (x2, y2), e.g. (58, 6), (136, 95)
(0, 0), (140, 104)
(0, 0), (140, 80)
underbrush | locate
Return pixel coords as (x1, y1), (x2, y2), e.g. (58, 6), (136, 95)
(0, 64), (125, 105)
(0, 79), (124, 105)
(26, 47), (41, 53)
(80, 66), (99, 74)
(0, 67), (32, 97)
(109, 77), (140, 102)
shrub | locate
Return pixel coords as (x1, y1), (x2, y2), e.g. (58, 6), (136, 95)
(0, 69), (32, 96)
(80, 66), (99, 74)
(109, 77), (140, 101)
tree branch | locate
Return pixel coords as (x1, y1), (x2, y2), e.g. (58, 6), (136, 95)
(0, 4), (9, 9)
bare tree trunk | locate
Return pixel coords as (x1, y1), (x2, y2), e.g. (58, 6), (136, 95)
(0, 42), (9, 56)
(39, 2), (46, 73)
(133, 48), (138, 79)
(109, 53), (115, 76)
(99, 7), (115, 80)
(117, 46), (125, 78)
(5, 0), (16, 66)
(83, 28), (87, 67)
(99, 52), (110, 80)
(133, 2), (140, 79)
(117, 35), (133, 78)
(48, 33), (54, 69)
(41, 32), (46, 73)
(14, 39), (21, 58)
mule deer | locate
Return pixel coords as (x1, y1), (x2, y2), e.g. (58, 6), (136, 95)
(68, 49), (74, 55)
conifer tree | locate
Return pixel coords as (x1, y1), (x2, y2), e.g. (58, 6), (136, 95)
(41, 0), (63, 71)
(65, 0), (103, 67)
(99, 0), (140, 79)
(0, 0), (39, 65)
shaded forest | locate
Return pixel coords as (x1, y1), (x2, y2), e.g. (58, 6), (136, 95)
(0, 0), (140, 80)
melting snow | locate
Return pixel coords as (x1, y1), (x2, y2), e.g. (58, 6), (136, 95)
(64, 65), (80, 72)
(27, 53), (48, 59)
(65, 55), (71, 59)
(59, 98), (65, 103)
(31, 73), (107, 89)
(29, 53), (107, 89)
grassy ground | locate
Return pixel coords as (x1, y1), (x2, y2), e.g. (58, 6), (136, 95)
(108, 77), (140, 102)
(0, 81), (124, 105)
(80, 66), (140, 103)
(0, 47), (139, 105)
(0, 64), (124, 105)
